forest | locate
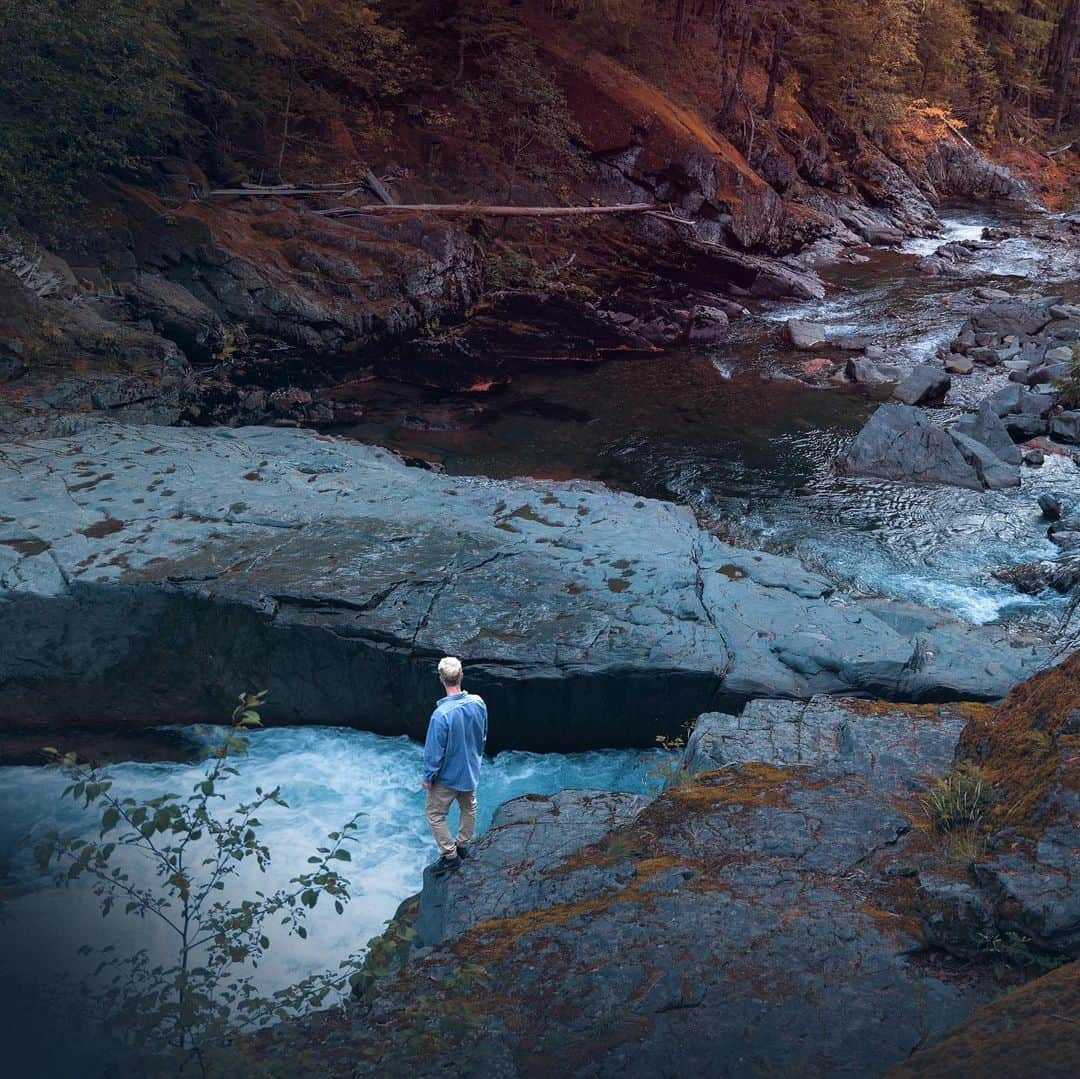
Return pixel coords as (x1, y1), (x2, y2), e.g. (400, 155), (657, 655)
(1, 0), (1077, 225)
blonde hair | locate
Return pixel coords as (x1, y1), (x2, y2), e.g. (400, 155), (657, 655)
(437, 656), (463, 686)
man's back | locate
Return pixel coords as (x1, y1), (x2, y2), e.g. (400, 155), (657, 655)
(425, 691), (487, 791)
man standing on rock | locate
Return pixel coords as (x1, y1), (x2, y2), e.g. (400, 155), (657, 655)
(422, 656), (488, 875)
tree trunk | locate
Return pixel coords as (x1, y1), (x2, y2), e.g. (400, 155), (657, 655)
(674, 0), (689, 45)
(764, 21), (784, 119)
(1050, 0), (1080, 133)
(720, 3), (753, 128)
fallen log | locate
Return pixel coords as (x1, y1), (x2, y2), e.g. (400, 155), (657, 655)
(313, 201), (655, 218)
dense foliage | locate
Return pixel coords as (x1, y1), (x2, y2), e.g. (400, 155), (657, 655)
(1, 0), (1077, 224)
(552, 0), (1079, 139)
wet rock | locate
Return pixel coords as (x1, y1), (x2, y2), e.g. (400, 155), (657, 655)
(830, 334), (875, 351)
(786, 319), (828, 350)
(894, 363), (951, 406)
(846, 355), (900, 384)
(686, 304), (729, 345)
(1024, 449), (1045, 466)
(950, 432), (1021, 489)
(994, 555), (1080, 595)
(839, 404), (986, 490)
(1039, 492), (1065, 520)
(953, 404), (1022, 466)
(968, 299), (1054, 338)
(1051, 410), (1080, 444)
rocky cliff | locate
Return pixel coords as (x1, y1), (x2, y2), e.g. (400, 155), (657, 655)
(246, 658), (1079, 1076)
(0, 30), (1041, 441)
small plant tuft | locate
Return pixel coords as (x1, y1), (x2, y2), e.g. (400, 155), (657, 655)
(921, 762), (992, 833)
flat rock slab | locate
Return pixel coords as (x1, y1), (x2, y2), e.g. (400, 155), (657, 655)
(0, 424), (1046, 747)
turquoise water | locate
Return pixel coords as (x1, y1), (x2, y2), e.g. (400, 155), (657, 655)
(0, 724), (660, 1070)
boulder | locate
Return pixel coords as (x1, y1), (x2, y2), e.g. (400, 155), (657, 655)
(968, 299), (1054, 338)
(686, 305), (729, 345)
(846, 355), (899, 384)
(1051, 410), (1080, 444)
(952, 404), (1022, 466)
(1024, 449), (1045, 466)
(983, 384), (1054, 419)
(121, 273), (230, 363)
(1039, 492), (1065, 520)
(838, 404), (985, 490)
(1006, 414), (1050, 440)
(894, 363), (951, 406)
(943, 353), (975, 375)
(786, 319), (829, 350)
(950, 432), (1021, 489)
(830, 334), (875, 351)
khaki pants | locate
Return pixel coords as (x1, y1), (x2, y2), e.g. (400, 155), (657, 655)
(425, 783), (477, 858)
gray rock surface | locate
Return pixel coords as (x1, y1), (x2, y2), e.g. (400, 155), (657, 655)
(968, 299), (1054, 338)
(682, 695), (967, 781)
(786, 319), (828, 350)
(838, 404), (985, 489)
(0, 424), (1046, 745)
(1052, 410), (1080, 444)
(326, 696), (990, 1077)
(894, 363), (951, 406)
(952, 403), (1022, 466)
(950, 431), (1021, 489)
(846, 355), (900, 384)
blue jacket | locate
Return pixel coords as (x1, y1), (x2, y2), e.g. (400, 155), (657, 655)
(423, 691), (488, 790)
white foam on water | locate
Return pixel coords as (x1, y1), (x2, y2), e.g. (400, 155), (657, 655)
(0, 728), (660, 1018)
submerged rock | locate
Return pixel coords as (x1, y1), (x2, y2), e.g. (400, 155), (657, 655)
(0, 424), (1046, 746)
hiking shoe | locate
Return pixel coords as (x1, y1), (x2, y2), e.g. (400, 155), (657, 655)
(456, 843), (471, 861)
(430, 854), (460, 876)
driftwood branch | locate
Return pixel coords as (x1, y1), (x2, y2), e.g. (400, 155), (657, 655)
(1046, 141), (1076, 157)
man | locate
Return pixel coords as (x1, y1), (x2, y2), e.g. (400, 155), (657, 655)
(422, 656), (488, 875)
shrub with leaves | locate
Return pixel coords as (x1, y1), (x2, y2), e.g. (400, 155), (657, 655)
(34, 691), (363, 1075)
(921, 761), (992, 833)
